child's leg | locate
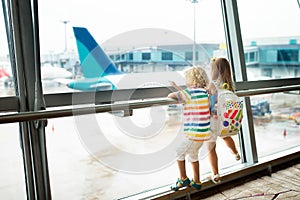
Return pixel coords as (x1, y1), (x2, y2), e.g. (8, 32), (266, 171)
(206, 142), (219, 175)
(190, 161), (200, 183)
(177, 160), (188, 180)
(222, 136), (240, 160)
(171, 160), (190, 190)
(222, 136), (238, 154)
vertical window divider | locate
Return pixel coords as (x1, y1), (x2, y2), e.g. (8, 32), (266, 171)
(220, 0), (258, 164)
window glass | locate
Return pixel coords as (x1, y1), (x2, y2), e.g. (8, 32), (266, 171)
(185, 51), (193, 61)
(0, 123), (26, 199)
(251, 92), (300, 158)
(38, 0), (227, 93)
(128, 53), (133, 60)
(47, 104), (242, 199)
(40, 0), (233, 198)
(277, 49), (298, 62)
(237, 0), (300, 80)
(0, 3), (15, 97)
(142, 52), (151, 60)
(161, 52), (173, 61)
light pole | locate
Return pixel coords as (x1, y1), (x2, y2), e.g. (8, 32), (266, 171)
(61, 20), (70, 52)
(189, 0), (198, 66)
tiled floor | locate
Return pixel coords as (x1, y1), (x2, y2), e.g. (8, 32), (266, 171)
(192, 163), (300, 200)
(151, 162), (300, 200)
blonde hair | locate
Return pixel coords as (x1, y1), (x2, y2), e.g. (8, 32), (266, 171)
(211, 57), (235, 92)
(184, 66), (209, 88)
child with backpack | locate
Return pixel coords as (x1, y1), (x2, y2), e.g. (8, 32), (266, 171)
(168, 66), (211, 191)
(206, 57), (243, 184)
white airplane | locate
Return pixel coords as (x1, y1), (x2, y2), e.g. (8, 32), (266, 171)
(41, 63), (73, 80)
(0, 61), (73, 88)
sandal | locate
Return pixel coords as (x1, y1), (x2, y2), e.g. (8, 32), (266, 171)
(190, 179), (202, 190)
(231, 150), (241, 161)
(170, 177), (191, 191)
(235, 153), (241, 161)
(207, 174), (221, 184)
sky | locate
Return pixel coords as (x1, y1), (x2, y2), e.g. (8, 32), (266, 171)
(0, 0), (299, 57)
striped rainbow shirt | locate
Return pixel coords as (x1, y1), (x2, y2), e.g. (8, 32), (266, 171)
(181, 88), (211, 141)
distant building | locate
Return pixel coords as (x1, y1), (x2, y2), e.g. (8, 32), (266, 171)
(105, 35), (299, 79)
(39, 27), (300, 80)
(247, 39), (300, 79)
(106, 43), (218, 72)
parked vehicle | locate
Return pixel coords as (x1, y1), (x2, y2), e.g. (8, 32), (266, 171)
(251, 100), (272, 116)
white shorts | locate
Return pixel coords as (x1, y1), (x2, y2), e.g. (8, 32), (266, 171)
(176, 138), (203, 162)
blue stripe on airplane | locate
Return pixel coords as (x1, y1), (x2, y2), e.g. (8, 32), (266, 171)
(73, 27), (122, 78)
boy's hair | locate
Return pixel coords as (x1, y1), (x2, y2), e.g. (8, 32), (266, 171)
(184, 66), (209, 88)
(211, 57), (235, 92)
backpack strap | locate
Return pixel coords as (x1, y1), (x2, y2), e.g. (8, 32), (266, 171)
(222, 83), (230, 90)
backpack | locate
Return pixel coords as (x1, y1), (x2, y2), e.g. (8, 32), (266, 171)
(216, 86), (243, 137)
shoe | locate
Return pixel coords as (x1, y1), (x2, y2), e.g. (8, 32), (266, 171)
(190, 179), (202, 190)
(170, 177), (191, 191)
(207, 174), (221, 184)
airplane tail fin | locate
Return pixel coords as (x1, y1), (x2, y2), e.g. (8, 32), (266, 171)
(73, 27), (122, 78)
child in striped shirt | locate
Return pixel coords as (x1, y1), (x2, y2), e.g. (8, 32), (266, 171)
(168, 66), (211, 191)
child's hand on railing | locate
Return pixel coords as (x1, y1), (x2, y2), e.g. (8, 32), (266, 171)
(169, 81), (181, 91)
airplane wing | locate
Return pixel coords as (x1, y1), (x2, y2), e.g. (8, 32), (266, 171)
(90, 82), (114, 90)
(53, 78), (74, 85)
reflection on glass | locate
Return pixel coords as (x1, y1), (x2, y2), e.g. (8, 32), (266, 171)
(252, 92), (300, 157)
(0, 123), (26, 199)
(237, 0), (300, 80)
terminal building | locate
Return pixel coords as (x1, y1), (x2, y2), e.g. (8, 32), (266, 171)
(105, 37), (300, 79)
(0, 0), (299, 200)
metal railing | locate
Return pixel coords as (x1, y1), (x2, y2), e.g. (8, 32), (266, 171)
(0, 97), (175, 124)
(0, 83), (299, 124)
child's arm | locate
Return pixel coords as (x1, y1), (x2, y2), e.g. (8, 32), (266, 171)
(207, 82), (217, 95)
(167, 92), (179, 99)
(169, 81), (183, 92)
(168, 81), (187, 103)
(207, 82), (218, 119)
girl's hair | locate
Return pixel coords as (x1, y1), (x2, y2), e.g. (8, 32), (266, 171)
(211, 57), (235, 92)
(184, 66), (209, 88)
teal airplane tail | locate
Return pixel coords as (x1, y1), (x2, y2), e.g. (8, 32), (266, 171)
(73, 27), (122, 78)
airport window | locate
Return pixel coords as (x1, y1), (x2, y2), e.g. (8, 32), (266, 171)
(161, 52), (173, 60)
(277, 49), (299, 62)
(251, 92), (300, 158)
(249, 52), (255, 62)
(34, 0), (229, 198)
(237, 0), (300, 79)
(121, 54), (125, 60)
(0, 124), (26, 199)
(6, 0), (300, 200)
(185, 51), (199, 61)
(185, 51), (193, 61)
(115, 54), (120, 61)
(142, 52), (151, 60)
(127, 53), (133, 60)
(0, 4), (15, 97)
